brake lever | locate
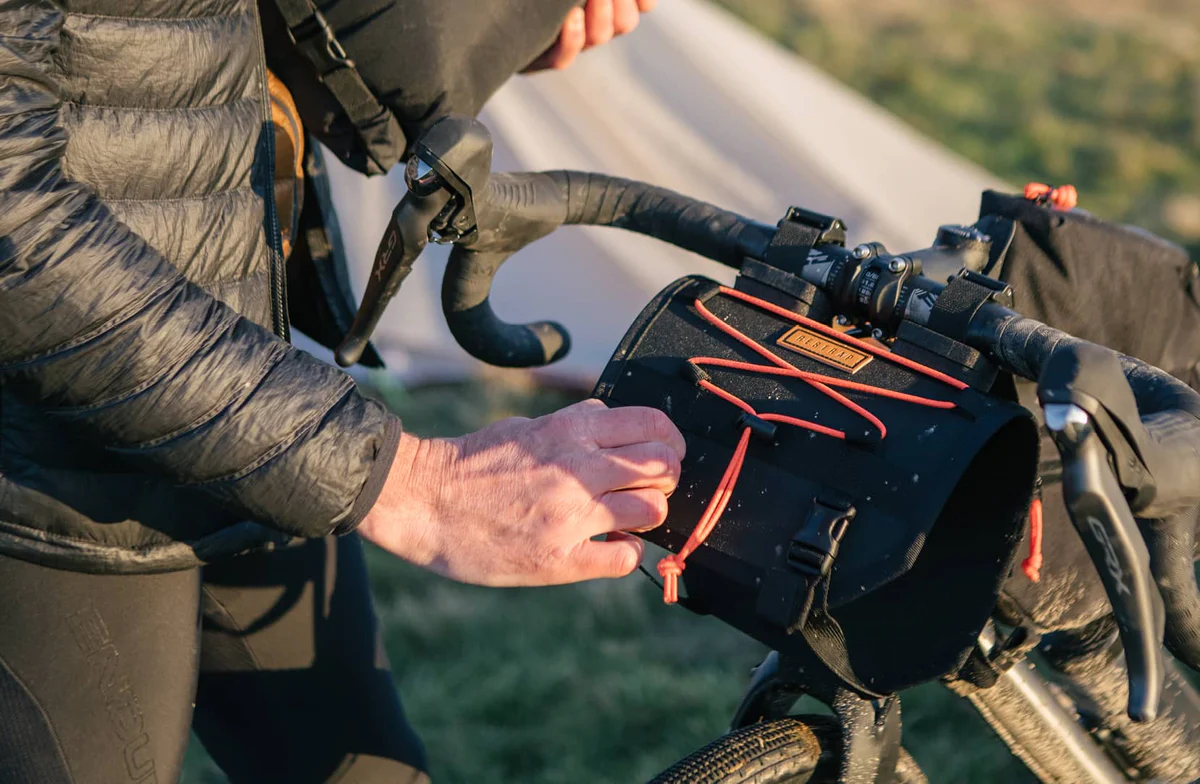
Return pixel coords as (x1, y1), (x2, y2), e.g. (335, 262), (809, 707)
(1041, 405), (1166, 722)
(335, 181), (450, 367)
(335, 117), (493, 367)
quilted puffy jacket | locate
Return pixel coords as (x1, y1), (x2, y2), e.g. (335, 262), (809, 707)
(0, 0), (400, 572)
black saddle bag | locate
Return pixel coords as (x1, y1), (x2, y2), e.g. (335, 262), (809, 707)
(594, 276), (1039, 695)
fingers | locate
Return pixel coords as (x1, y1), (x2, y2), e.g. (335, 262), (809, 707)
(522, 6), (586, 72)
(525, 0), (655, 74)
(588, 404), (686, 459)
(594, 487), (669, 534)
(611, 0), (642, 36)
(571, 534), (646, 580)
(589, 441), (681, 495)
(585, 0), (645, 48)
(584, 0), (615, 48)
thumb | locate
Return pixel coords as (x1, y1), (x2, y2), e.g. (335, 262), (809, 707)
(570, 533), (645, 580)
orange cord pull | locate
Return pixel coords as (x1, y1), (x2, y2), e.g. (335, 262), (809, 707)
(1021, 497), (1044, 582)
(658, 428), (752, 603)
(1024, 182), (1078, 211)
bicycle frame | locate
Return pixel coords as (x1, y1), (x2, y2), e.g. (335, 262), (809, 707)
(732, 617), (1200, 783)
(959, 622), (1128, 784)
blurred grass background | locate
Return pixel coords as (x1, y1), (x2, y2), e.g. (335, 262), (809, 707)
(185, 1), (1197, 781)
(713, 0), (1200, 258)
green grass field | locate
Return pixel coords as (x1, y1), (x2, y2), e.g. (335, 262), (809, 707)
(183, 379), (1033, 783)
(713, 0), (1200, 258)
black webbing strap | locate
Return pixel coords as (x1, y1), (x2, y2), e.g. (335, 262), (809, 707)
(753, 498), (883, 697)
(755, 499), (852, 633)
(801, 592), (887, 699)
(926, 271), (1011, 343)
(274, 0), (404, 171)
(764, 219), (822, 276)
(761, 205), (845, 276)
(751, 496), (891, 698)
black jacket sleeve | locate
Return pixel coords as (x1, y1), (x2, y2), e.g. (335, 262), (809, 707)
(0, 4), (399, 538)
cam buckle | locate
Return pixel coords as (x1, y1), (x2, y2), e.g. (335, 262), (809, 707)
(780, 206), (848, 246)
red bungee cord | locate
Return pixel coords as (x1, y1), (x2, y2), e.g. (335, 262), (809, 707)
(1022, 497), (1044, 583)
(656, 287), (968, 605)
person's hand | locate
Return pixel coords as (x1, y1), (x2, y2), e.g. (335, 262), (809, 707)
(358, 399), (684, 587)
(524, 0), (658, 72)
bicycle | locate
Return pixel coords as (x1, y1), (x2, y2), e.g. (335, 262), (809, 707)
(337, 116), (1200, 784)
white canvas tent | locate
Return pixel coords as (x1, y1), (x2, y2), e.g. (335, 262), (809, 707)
(310, 0), (1003, 386)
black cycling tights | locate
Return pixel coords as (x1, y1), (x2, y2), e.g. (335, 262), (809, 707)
(0, 536), (428, 783)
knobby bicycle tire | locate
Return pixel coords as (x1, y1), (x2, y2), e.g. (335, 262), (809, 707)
(648, 716), (926, 784)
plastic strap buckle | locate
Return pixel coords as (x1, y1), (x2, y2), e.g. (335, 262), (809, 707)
(755, 498), (856, 634)
(780, 206), (848, 246)
(289, 8), (356, 74)
(787, 499), (855, 578)
(953, 268), (1014, 308)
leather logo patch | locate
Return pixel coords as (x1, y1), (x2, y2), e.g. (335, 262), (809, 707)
(776, 326), (872, 374)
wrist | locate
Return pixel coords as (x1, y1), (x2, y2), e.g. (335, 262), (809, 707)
(358, 432), (453, 566)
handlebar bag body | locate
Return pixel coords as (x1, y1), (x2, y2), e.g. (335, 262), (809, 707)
(594, 275), (1040, 694)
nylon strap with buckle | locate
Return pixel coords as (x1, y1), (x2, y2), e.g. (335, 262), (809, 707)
(756, 498), (855, 634)
(273, 0), (405, 172)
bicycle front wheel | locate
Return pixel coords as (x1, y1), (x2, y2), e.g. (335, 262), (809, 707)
(648, 716), (926, 784)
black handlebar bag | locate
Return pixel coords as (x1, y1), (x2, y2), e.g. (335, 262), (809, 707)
(594, 276), (1040, 695)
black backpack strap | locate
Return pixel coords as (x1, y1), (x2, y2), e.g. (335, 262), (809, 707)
(273, 0), (405, 173)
